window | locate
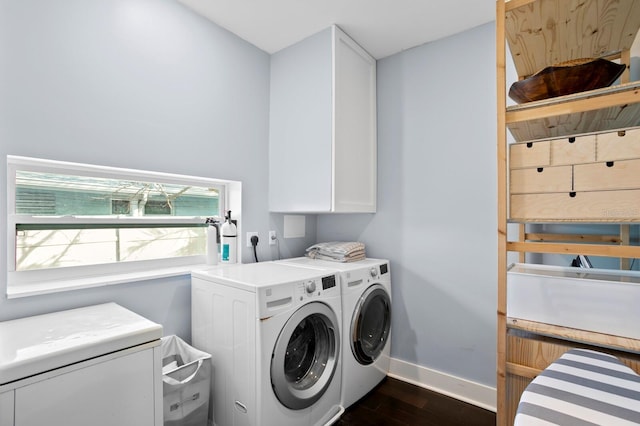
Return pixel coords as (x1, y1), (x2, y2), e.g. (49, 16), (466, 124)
(7, 155), (236, 296)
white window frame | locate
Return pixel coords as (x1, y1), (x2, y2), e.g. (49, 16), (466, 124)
(7, 155), (241, 298)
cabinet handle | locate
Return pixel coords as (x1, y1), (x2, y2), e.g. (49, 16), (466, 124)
(569, 192), (576, 198)
(537, 167), (544, 173)
(606, 161), (614, 167)
(526, 142), (533, 148)
(568, 137), (575, 143)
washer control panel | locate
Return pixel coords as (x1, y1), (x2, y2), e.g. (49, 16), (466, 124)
(293, 274), (339, 302)
(260, 273), (338, 318)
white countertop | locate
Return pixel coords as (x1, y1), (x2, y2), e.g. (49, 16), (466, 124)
(0, 303), (162, 385)
(192, 262), (337, 292)
(278, 257), (385, 271)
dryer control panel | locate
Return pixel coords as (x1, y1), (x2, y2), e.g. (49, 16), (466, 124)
(380, 263), (389, 275)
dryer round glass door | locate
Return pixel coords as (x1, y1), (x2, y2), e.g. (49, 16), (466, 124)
(351, 284), (391, 365)
(271, 301), (340, 410)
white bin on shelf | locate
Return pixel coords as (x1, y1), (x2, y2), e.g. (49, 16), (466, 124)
(507, 263), (640, 339)
(161, 335), (212, 426)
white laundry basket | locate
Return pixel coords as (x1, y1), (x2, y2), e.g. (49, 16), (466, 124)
(161, 335), (212, 426)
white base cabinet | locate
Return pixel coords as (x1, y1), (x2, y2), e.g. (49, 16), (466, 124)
(0, 303), (163, 426)
(269, 25), (377, 213)
(6, 346), (161, 426)
(0, 391), (13, 426)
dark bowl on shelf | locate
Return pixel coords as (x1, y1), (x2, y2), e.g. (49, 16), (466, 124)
(508, 58), (626, 104)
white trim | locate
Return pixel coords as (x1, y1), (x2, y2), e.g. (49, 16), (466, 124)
(330, 25), (337, 212)
(6, 263), (209, 299)
(11, 215), (207, 225)
(8, 155), (231, 187)
(9, 254), (205, 285)
(387, 356), (497, 412)
(6, 155), (241, 296)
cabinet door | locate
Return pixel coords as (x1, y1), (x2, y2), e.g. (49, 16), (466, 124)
(333, 27), (377, 213)
(269, 27), (333, 213)
(15, 349), (156, 426)
(0, 391), (14, 426)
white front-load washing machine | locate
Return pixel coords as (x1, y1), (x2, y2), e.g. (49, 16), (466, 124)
(191, 262), (343, 426)
(277, 258), (392, 409)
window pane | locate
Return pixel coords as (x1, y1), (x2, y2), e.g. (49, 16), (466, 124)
(119, 227), (205, 261)
(16, 228), (118, 271)
(16, 227), (206, 271)
(15, 171), (219, 217)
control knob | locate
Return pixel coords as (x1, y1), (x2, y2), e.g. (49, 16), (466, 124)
(370, 267), (378, 278)
(305, 280), (316, 294)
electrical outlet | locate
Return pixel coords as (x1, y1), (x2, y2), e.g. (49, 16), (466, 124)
(269, 230), (276, 245)
(246, 232), (259, 247)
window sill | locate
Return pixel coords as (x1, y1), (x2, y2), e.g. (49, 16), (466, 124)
(6, 263), (224, 299)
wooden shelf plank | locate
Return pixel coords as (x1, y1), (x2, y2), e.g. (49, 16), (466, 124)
(507, 241), (640, 257)
(505, 0), (640, 79)
(506, 84), (640, 142)
(506, 82), (640, 122)
(505, 0), (537, 12)
(507, 317), (640, 354)
(524, 233), (622, 244)
(506, 361), (540, 379)
(510, 217), (640, 224)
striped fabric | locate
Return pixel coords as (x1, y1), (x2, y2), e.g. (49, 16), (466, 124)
(515, 349), (640, 425)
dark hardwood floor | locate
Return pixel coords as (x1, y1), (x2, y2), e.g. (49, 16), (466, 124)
(335, 377), (496, 426)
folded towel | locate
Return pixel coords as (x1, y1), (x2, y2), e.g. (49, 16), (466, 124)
(308, 252), (366, 262)
(305, 241), (366, 262)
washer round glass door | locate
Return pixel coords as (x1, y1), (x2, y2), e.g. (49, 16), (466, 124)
(351, 284), (391, 365)
(271, 301), (340, 410)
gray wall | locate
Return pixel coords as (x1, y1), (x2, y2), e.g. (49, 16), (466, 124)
(317, 22), (498, 387)
(0, 0), (316, 336)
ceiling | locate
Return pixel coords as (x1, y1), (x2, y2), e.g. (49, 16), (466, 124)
(177, 0), (496, 59)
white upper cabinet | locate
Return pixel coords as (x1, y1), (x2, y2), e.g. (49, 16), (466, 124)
(269, 25), (377, 213)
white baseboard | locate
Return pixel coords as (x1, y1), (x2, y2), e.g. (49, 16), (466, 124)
(387, 357), (497, 412)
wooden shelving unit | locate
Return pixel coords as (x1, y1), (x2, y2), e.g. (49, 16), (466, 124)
(497, 0), (640, 424)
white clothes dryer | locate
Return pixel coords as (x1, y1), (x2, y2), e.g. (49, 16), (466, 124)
(191, 262), (343, 426)
(277, 258), (392, 409)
